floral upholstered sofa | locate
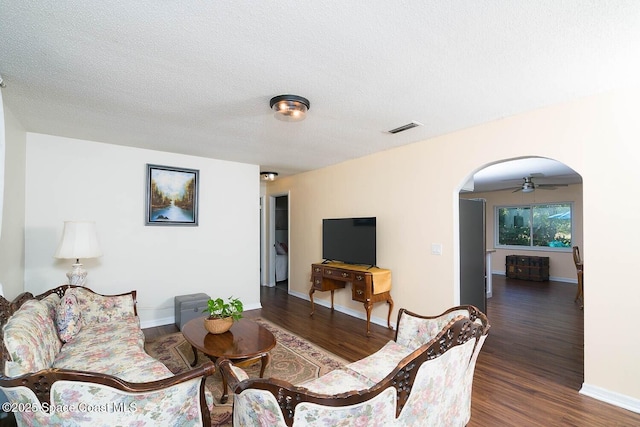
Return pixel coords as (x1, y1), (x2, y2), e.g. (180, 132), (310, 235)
(0, 285), (215, 426)
(218, 305), (489, 427)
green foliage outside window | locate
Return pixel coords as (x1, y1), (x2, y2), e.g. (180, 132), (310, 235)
(497, 203), (571, 248)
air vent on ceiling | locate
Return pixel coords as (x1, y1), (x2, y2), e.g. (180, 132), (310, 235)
(387, 121), (423, 134)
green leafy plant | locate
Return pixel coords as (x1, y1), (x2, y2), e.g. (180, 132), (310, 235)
(203, 296), (243, 321)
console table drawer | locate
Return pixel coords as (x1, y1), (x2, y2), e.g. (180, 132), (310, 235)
(311, 275), (324, 290)
(324, 268), (353, 280)
(352, 282), (367, 302)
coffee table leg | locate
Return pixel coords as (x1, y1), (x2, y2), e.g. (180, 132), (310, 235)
(190, 345), (198, 367)
(259, 352), (271, 378)
(220, 369), (230, 404)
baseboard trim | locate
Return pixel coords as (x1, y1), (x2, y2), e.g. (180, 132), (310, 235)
(288, 289), (396, 330)
(493, 271), (577, 284)
(580, 383), (640, 414)
(140, 316), (174, 329)
(140, 302), (262, 330)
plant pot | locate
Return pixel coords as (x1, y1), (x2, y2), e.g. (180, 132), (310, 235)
(204, 316), (233, 334)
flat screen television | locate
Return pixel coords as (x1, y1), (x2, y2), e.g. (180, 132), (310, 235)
(322, 217), (376, 266)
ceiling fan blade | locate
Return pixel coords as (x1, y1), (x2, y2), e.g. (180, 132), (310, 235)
(512, 188), (522, 193)
(536, 184), (571, 190)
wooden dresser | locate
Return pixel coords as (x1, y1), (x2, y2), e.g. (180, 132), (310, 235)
(310, 262), (394, 336)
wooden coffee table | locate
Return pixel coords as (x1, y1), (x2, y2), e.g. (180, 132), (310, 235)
(181, 317), (276, 403)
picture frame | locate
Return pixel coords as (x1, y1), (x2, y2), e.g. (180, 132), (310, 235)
(145, 164), (199, 226)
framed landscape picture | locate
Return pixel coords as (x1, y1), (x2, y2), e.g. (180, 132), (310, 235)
(145, 164), (199, 226)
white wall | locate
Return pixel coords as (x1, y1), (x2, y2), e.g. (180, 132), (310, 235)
(25, 133), (261, 327)
(266, 89), (640, 409)
(0, 105), (26, 299)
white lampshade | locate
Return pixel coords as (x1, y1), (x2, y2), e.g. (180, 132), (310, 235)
(54, 221), (103, 260)
(54, 221), (102, 286)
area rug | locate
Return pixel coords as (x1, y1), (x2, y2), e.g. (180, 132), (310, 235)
(144, 318), (347, 426)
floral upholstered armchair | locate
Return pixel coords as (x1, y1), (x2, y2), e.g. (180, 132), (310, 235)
(0, 285), (215, 426)
(218, 305), (490, 427)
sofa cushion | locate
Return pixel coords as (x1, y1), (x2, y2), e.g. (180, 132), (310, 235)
(53, 316), (171, 382)
(396, 312), (467, 350)
(54, 317), (143, 372)
(3, 299), (61, 377)
(298, 368), (374, 395)
(40, 293), (61, 321)
(56, 290), (83, 342)
(115, 355), (174, 382)
(346, 340), (414, 384)
(71, 287), (137, 326)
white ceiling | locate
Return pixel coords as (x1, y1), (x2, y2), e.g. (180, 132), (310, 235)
(1, 1), (638, 183)
(470, 157), (581, 192)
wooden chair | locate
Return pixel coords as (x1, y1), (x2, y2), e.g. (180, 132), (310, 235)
(573, 246), (584, 308)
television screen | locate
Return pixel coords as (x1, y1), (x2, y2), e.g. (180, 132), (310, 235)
(322, 217), (376, 266)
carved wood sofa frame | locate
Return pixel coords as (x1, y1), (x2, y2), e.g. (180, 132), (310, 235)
(0, 285), (216, 425)
(218, 305), (489, 426)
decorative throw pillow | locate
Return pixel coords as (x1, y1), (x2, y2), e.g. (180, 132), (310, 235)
(56, 290), (82, 343)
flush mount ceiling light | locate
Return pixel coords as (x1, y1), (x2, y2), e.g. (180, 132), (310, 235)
(261, 172), (278, 181)
(270, 95), (310, 122)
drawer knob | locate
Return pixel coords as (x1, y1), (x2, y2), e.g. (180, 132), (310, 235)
(327, 270), (332, 275)
(356, 275), (363, 281)
(341, 272), (349, 278)
(356, 289), (364, 296)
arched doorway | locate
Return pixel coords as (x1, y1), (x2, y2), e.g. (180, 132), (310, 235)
(458, 156), (584, 387)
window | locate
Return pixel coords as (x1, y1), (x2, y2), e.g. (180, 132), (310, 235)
(496, 203), (572, 249)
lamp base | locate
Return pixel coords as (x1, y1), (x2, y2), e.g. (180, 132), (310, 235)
(67, 262), (88, 286)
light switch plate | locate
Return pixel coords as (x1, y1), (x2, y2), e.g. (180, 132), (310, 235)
(431, 243), (443, 255)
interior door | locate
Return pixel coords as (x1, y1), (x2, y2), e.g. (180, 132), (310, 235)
(459, 198), (486, 313)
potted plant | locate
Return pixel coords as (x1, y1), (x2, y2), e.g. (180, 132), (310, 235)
(202, 296), (243, 334)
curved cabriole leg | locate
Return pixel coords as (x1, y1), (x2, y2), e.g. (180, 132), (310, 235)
(386, 297), (394, 330)
(190, 345), (198, 367)
(364, 300), (373, 336)
(309, 287), (316, 316)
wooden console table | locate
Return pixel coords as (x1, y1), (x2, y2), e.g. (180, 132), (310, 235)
(309, 262), (394, 336)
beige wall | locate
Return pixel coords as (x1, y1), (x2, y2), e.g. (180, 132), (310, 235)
(24, 133), (261, 327)
(266, 89), (640, 407)
(462, 183), (583, 281)
(0, 105), (26, 300)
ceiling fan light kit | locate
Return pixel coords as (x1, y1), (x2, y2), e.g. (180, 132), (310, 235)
(512, 176), (568, 193)
(521, 181), (535, 193)
(270, 95), (310, 122)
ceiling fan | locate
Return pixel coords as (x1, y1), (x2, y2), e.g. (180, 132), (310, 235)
(511, 176), (568, 193)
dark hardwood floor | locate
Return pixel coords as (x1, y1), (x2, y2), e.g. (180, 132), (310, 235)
(143, 275), (640, 426)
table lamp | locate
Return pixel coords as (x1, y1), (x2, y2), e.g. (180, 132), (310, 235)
(54, 221), (103, 286)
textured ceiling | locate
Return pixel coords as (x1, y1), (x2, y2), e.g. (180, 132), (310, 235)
(1, 1), (639, 181)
